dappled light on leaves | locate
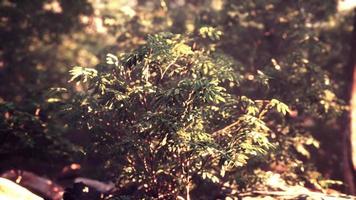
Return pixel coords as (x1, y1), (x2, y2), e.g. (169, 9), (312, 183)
(1, 0), (356, 199)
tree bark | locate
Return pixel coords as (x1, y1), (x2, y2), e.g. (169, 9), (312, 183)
(352, 62), (356, 171)
(342, 8), (356, 195)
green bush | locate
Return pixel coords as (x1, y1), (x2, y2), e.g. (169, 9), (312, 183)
(58, 31), (293, 199)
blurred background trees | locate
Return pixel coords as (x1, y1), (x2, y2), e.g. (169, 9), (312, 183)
(0, 0), (93, 174)
(1, 0), (356, 198)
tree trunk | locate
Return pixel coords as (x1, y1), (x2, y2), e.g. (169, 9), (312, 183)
(351, 64), (356, 171)
(342, 8), (356, 195)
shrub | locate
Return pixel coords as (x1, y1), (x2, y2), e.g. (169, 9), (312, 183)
(59, 31), (291, 199)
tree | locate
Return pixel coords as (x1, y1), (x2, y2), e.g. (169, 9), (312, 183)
(0, 0), (93, 102)
(0, 0), (93, 172)
(342, 8), (356, 195)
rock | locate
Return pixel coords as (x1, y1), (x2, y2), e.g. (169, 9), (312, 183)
(1, 170), (64, 200)
(0, 177), (43, 200)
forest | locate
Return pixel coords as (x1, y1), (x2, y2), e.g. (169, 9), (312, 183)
(0, 0), (356, 199)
